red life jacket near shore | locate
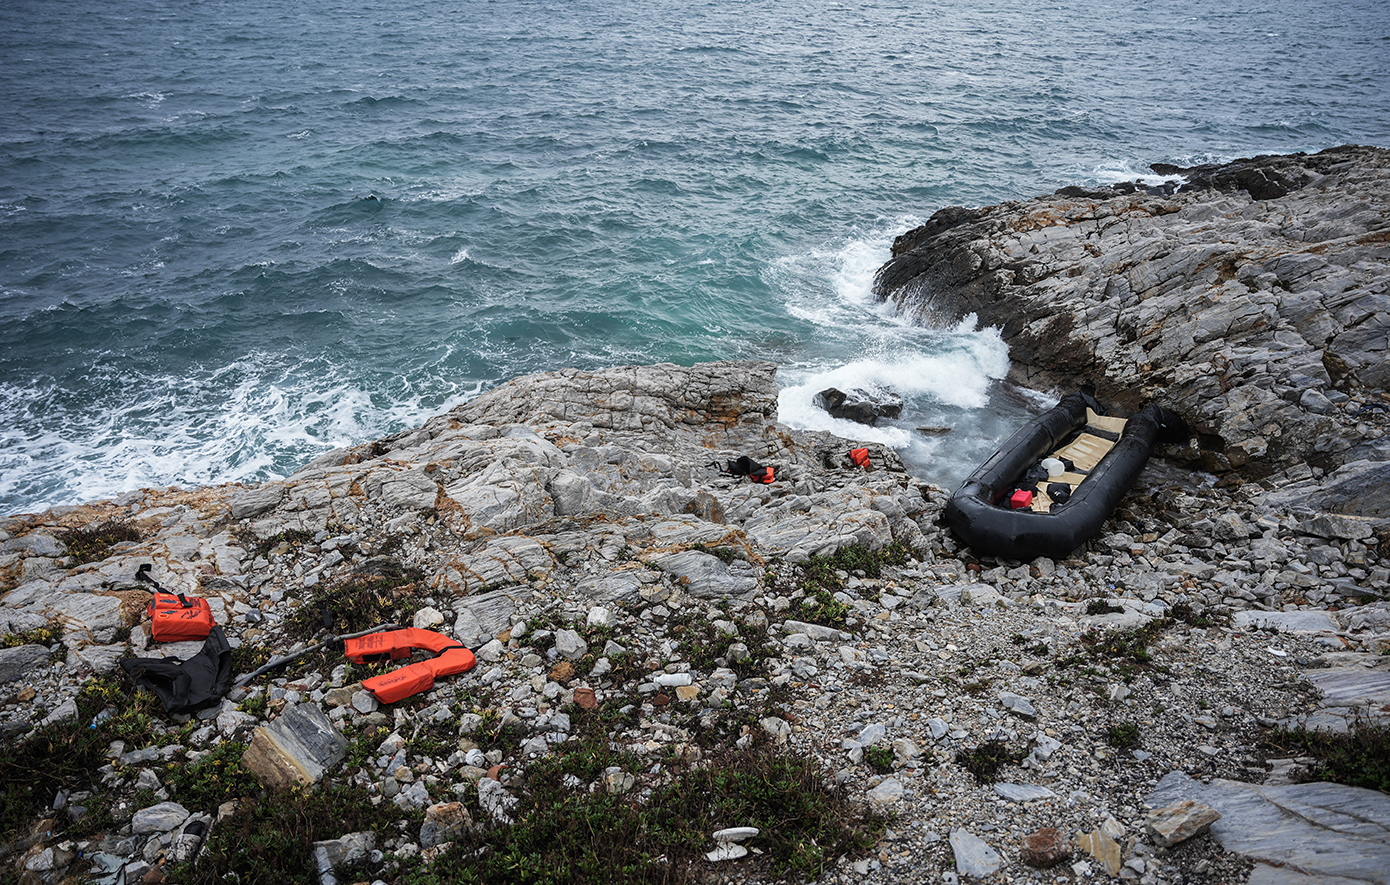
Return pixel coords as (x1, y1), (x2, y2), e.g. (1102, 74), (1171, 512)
(137, 563), (215, 642)
(343, 628), (477, 704)
(849, 448), (871, 469)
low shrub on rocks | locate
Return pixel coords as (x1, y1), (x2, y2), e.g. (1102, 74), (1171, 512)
(0, 673), (185, 846)
(1105, 721), (1141, 750)
(954, 739), (1027, 785)
(1264, 721), (1390, 794)
(1, 620), (62, 649)
(56, 519), (140, 565)
(169, 783), (405, 884)
(1057, 618), (1173, 682)
(412, 711), (882, 885)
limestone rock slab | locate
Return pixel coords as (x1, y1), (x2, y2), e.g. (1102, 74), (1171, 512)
(949, 828), (1002, 878)
(0, 645), (50, 683)
(1148, 770), (1390, 884)
(1233, 610), (1341, 634)
(242, 703), (348, 789)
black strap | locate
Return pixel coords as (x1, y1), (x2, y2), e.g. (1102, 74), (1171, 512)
(137, 563), (192, 607)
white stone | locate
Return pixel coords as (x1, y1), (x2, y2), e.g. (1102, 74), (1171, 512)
(586, 606), (611, 628)
(866, 777), (905, 810)
(993, 783), (1058, 802)
(949, 828), (1002, 877)
(412, 607), (445, 630)
(713, 826), (760, 843)
(706, 842), (748, 862)
(131, 802), (191, 835)
(478, 777), (517, 825)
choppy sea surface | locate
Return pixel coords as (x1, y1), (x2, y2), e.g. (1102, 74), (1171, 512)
(3, 0), (1388, 514)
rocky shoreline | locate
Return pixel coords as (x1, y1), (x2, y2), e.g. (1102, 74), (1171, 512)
(2, 149), (1389, 885)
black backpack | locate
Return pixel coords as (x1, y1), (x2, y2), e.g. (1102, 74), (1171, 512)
(120, 627), (232, 714)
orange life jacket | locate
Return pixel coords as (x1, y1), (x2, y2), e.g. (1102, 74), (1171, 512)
(148, 592), (216, 642)
(137, 563), (215, 642)
(849, 448), (871, 469)
(343, 628), (477, 704)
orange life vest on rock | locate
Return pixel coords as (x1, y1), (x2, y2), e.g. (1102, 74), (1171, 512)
(137, 563), (216, 642)
(343, 628), (477, 704)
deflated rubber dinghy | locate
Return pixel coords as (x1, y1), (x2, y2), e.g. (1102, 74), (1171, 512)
(945, 392), (1187, 561)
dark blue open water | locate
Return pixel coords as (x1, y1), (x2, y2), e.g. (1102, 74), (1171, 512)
(3, 0), (1388, 513)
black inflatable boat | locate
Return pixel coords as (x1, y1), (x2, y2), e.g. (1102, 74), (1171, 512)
(944, 392), (1187, 561)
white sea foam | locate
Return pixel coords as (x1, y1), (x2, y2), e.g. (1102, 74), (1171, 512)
(450, 246), (470, 264)
(767, 220), (1014, 485)
(1087, 159), (1184, 187)
(0, 358), (481, 512)
(771, 214), (925, 331)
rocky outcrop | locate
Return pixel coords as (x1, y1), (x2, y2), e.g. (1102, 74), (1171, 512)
(873, 145), (1390, 487)
(2, 360), (1389, 883)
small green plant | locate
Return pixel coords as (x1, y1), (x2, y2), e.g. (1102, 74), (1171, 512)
(1086, 599), (1125, 615)
(955, 739), (1026, 784)
(1169, 602), (1225, 628)
(243, 527), (314, 559)
(1106, 722), (1141, 750)
(863, 745), (894, 774)
(58, 520), (141, 565)
(797, 589), (851, 629)
(168, 784), (403, 883)
(238, 692), (268, 717)
(1264, 722), (1390, 794)
(471, 708), (528, 757)
(413, 710), (882, 884)
(690, 542), (739, 564)
(1056, 618), (1172, 682)
(167, 741), (258, 810)
(1, 621), (63, 648)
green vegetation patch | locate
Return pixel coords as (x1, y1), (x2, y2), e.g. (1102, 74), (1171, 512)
(1, 620), (63, 649)
(1057, 618), (1172, 682)
(1168, 601), (1227, 629)
(761, 543), (919, 630)
(955, 739), (1027, 784)
(241, 527), (315, 560)
(167, 741), (259, 811)
(169, 784), (403, 884)
(412, 710), (882, 884)
(1106, 722), (1141, 750)
(1265, 722), (1390, 794)
(58, 519), (141, 565)
(863, 745), (895, 774)
(670, 606), (773, 679)
(0, 673), (192, 844)
(1085, 599), (1125, 615)
(277, 564), (426, 674)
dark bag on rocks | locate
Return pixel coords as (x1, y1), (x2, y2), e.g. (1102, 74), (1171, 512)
(120, 626), (232, 714)
(714, 455), (775, 484)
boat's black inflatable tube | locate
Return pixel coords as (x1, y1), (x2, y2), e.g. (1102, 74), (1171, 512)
(944, 392), (1187, 561)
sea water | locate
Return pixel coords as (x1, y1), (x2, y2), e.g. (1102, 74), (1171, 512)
(2, 0), (1388, 513)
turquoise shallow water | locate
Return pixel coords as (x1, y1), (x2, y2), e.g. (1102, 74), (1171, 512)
(2, 0), (1389, 513)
